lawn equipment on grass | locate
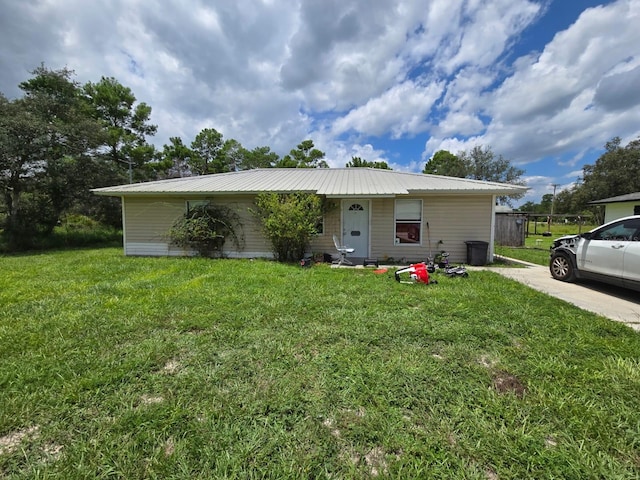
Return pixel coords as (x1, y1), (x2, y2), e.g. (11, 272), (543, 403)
(394, 262), (437, 284)
(443, 265), (469, 277)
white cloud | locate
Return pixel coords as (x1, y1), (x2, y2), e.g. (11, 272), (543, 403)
(440, 0), (541, 74)
(437, 111), (484, 137)
(426, 0), (640, 170)
(332, 79), (444, 138)
(1, 0), (639, 203)
(322, 142), (389, 168)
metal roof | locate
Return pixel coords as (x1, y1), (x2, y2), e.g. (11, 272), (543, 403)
(588, 192), (640, 204)
(92, 168), (528, 197)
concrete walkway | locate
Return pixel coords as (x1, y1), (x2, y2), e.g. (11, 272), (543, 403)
(481, 260), (640, 331)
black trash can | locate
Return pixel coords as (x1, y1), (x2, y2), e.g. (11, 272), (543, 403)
(465, 241), (489, 266)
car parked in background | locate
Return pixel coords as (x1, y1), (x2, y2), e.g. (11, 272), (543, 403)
(549, 215), (640, 292)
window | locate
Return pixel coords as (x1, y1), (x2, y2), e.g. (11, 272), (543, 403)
(186, 200), (209, 214)
(315, 215), (325, 235)
(395, 199), (422, 244)
(592, 218), (640, 241)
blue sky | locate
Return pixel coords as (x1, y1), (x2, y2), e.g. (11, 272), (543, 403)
(1, 0), (639, 205)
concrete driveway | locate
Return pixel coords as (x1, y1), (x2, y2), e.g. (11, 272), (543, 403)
(483, 259), (640, 331)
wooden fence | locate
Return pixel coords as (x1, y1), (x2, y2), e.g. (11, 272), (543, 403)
(495, 214), (526, 246)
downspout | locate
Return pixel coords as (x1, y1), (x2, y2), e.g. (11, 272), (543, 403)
(489, 196), (496, 262)
(121, 196), (127, 256)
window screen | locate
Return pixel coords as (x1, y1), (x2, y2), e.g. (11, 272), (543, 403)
(395, 199), (422, 244)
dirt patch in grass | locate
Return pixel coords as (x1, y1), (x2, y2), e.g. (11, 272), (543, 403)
(323, 410), (400, 477)
(476, 354), (526, 398)
(161, 358), (181, 374)
(140, 394), (165, 405)
(363, 446), (391, 477)
(164, 437), (175, 457)
(492, 370), (526, 398)
(478, 354), (498, 369)
(43, 442), (64, 460)
(485, 467), (499, 479)
(0, 425), (40, 456)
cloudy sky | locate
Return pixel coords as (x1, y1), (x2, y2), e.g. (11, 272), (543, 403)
(1, 0), (639, 204)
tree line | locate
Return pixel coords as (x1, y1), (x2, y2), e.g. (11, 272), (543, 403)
(0, 66), (337, 248)
(516, 137), (640, 222)
(2, 66), (529, 250)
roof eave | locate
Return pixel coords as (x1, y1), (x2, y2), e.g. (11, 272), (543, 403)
(91, 189), (320, 197)
(408, 188), (527, 195)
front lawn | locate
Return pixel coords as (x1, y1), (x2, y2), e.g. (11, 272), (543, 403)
(496, 222), (597, 266)
(1, 249), (639, 478)
(494, 244), (550, 266)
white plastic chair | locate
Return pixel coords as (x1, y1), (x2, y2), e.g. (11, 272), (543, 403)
(332, 234), (355, 266)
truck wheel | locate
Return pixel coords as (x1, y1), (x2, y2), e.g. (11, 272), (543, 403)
(550, 252), (576, 282)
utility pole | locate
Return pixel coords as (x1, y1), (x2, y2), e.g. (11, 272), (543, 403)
(549, 183), (559, 229)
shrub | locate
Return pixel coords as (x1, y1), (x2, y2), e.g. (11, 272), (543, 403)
(168, 204), (243, 257)
(252, 192), (323, 262)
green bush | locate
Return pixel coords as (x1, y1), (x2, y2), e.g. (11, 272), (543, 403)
(252, 192), (323, 262)
(168, 203), (243, 257)
(0, 214), (122, 253)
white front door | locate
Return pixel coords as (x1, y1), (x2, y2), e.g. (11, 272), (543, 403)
(342, 200), (369, 257)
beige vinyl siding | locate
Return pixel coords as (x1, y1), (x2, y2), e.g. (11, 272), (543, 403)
(120, 193), (495, 262)
(122, 195), (272, 257)
(122, 197), (182, 256)
(309, 204), (341, 255)
(370, 195), (494, 263)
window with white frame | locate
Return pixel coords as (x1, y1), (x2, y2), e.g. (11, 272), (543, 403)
(395, 199), (422, 244)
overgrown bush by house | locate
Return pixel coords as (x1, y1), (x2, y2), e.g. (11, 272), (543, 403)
(168, 203), (243, 257)
(252, 192), (323, 262)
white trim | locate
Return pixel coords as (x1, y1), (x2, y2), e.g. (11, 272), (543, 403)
(393, 198), (424, 246)
(489, 197), (496, 261)
(121, 196), (127, 256)
(124, 242), (273, 259)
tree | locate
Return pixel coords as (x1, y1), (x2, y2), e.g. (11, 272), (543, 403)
(275, 140), (328, 168)
(576, 137), (640, 204)
(0, 94), (50, 243)
(518, 194), (554, 214)
(190, 128), (224, 175)
(83, 77), (157, 183)
(424, 146), (525, 205)
(458, 146), (524, 184)
(539, 194), (554, 214)
(461, 146), (525, 206)
(251, 192), (323, 262)
(346, 156), (391, 169)
(161, 137), (194, 178)
(219, 139), (247, 172)
(1, 66), (105, 247)
(189, 128), (251, 174)
(242, 146), (279, 170)
(552, 137), (640, 220)
(422, 150), (467, 177)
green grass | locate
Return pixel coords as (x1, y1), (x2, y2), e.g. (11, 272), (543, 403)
(1, 249), (639, 478)
(494, 244), (549, 266)
(496, 222), (598, 266)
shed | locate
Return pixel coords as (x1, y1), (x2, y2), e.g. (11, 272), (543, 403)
(588, 192), (640, 223)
